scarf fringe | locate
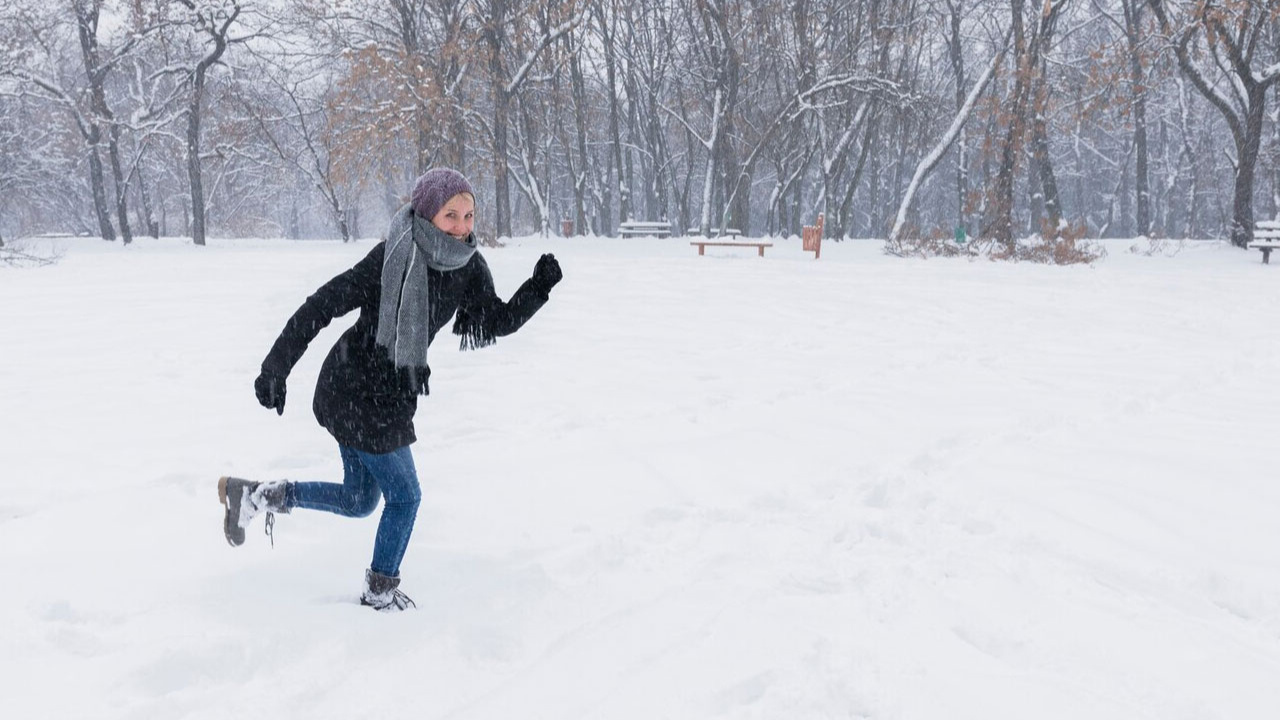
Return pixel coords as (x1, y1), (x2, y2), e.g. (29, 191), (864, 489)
(453, 308), (497, 351)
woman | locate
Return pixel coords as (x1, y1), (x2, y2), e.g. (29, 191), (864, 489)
(218, 168), (561, 611)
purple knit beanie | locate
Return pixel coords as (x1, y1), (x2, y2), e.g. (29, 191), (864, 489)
(411, 168), (474, 220)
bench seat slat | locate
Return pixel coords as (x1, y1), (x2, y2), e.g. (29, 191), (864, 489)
(689, 240), (772, 257)
(1250, 223), (1280, 262)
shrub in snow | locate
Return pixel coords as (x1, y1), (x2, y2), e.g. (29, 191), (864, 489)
(1129, 236), (1186, 257)
(0, 241), (59, 268)
(885, 219), (1105, 265)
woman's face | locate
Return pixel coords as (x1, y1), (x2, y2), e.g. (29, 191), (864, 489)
(431, 193), (475, 240)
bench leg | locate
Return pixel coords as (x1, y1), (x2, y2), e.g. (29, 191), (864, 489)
(698, 244), (705, 256)
(757, 245), (765, 257)
(1265, 248), (1272, 264)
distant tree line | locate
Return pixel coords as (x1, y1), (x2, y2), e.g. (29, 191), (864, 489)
(2, 0), (1279, 248)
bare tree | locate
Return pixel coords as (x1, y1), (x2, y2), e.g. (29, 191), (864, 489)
(71, 0), (141, 243)
(174, 0), (246, 246)
(0, 93), (75, 244)
(561, 23), (596, 234)
(667, 0), (742, 236)
(237, 64), (356, 241)
(1121, 0), (1152, 235)
(476, 0), (583, 238)
(890, 40), (1005, 242)
(0, 2), (119, 240)
(983, 0), (1070, 246)
(1146, 0), (1280, 248)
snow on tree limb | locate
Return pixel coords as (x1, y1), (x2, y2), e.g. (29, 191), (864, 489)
(504, 11), (586, 97)
(889, 42), (1005, 244)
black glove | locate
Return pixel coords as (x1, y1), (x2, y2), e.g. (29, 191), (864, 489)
(532, 253), (562, 292)
(254, 370), (286, 416)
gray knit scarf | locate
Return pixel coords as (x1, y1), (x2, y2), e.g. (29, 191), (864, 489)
(376, 204), (477, 389)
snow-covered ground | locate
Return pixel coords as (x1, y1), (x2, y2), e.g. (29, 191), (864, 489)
(2, 233), (1278, 719)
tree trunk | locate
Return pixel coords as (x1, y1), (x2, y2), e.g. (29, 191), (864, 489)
(484, 0), (512, 238)
(87, 139), (116, 241)
(704, 3), (741, 236)
(288, 199), (300, 240)
(1231, 87), (1269, 248)
(135, 164), (159, 238)
(568, 38), (591, 235)
(491, 88), (512, 238)
(984, 0), (1030, 246)
(732, 163), (750, 235)
(867, 146), (881, 237)
(1123, 0), (1149, 236)
(1119, 160), (1132, 237)
(838, 125), (875, 238)
(187, 87), (207, 246)
(649, 97), (672, 222)
(1031, 69), (1061, 233)
(76, 1), (132, 244)
(624, 68), (641, 219)
(181, 1), (236, 247)
(106, 123), (132, 244)
(1271, 108), (1280, 222)
(72, 0), (117, 242)
(633, 80), (659, 221)
(601, 10), (628, 228)
(325, 182), (351, 242)
(674, 82), (696, 235)
(698, 88), (722, 234)
(947, 0), (967, 233)
(451, 114), (467, 171)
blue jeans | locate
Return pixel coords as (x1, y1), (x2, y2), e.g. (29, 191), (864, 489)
(288, 445), (422, 577)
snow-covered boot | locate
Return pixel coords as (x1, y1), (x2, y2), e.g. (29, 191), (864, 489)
(218, 476), (290, 547)
(360, 569), (416, 612)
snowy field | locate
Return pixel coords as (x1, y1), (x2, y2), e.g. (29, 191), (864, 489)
(2, 232), (1279, 719)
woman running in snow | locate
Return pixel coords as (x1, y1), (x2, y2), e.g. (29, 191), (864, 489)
(218, 168), (561, 611)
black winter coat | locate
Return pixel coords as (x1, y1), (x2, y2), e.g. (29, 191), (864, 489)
(261, 242), (549, 453)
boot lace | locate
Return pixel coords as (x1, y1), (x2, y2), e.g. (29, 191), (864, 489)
(249, 483), (286, 548)
(362, 587), (417, 611)
(387, 589), (416, 610)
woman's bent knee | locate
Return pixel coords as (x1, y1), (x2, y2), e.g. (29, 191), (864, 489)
(382, 480), (421, 507)
(349, 490), (381, 518)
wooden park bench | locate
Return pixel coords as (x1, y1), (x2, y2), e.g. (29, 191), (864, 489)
(1249, 220), (1280, 263)
(618, 220), (673, 238)
(803, 213), (824, 259)
(687, 227), (741, 239)
(689, 239), (773, 256)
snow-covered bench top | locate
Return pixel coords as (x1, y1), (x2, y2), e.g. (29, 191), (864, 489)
(1249, 221), (1280, 263)
(618, 221), (673, 237)
(687, 228), (741, 238)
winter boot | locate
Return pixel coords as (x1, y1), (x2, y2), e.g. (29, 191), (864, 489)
(218, 476), (291, 547)
(360, 569), (416, 612)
